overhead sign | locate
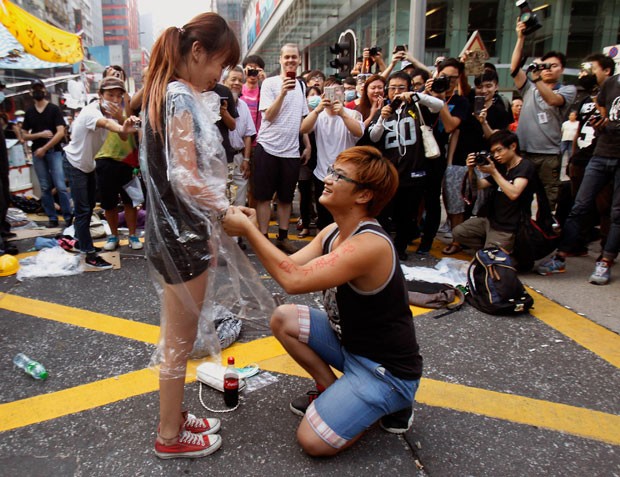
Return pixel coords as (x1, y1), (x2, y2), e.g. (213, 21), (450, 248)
(459, 30), (490, 76)
(0, 0), (83, 64)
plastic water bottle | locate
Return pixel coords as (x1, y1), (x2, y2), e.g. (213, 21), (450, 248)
(13, 353), (48, 380)
(223, 356), (239, 407)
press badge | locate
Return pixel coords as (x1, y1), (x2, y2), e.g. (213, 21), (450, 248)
(537, 112), (548, 124)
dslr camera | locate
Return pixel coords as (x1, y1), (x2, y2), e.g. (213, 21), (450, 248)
(474, 151), (491, 166)
(431, 75), (450, 93)
(369, 46), (382, 56)
(516, 0), (542, 36)
(247, 68), (259, 77)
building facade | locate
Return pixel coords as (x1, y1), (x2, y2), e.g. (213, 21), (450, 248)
(102, 0), (140, 76)
(241, 0), (620, 85)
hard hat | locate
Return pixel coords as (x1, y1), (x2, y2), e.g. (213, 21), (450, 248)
(0, 254), (19, 276)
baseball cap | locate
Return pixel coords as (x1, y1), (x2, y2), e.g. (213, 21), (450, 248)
(400, 61), (414, 71)
(31, 79), (45, 88)
(99, 76), (126, 92)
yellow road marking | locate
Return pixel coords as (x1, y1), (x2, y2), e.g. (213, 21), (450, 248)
(2, 279), (620, 446)
(527, 288), (620, 369)
(0, 294), (159, 345)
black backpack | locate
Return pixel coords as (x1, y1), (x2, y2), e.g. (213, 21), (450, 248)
(466, 247), (534, 315)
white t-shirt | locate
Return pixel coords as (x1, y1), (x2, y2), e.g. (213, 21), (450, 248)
(64, 101), (108, 173)
(230, 98), (257, 151)
(312, 109), (364, 181)
(561, 119), (579, 142)
(257, 76), (308, 157)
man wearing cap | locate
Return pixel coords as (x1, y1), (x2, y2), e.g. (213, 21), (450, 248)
(22, 79), (72, 228)
(63, 76), (139, 270)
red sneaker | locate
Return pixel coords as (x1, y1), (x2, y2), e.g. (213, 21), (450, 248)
(154, 430), (222, 459)
(183, 411), (221, 435)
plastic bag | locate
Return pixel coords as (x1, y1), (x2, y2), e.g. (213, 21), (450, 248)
(401, 258), (469, 287)
(17, 247), (83, 280)
(122, 175), (144, 207)
(141, 82), (274, 380)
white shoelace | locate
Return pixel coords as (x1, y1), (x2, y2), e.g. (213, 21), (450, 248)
(178, 430), (206, 445)
(185, 413), (206, 428)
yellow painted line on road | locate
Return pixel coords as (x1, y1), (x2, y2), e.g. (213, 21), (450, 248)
(527, 288), (620, 369)
(0, 293), (160, 345)
(416, 378), (620, 446)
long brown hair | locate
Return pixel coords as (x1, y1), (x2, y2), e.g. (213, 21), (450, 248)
(356, 74), (385, 120)
(143, 13), (240, 138)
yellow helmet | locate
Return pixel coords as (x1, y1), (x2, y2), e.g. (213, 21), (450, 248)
(0, 254), (19, 276)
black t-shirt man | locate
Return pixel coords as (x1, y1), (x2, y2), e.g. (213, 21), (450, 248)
(212, 83), (239, 163)
(22, 103), (65, 152)
(594, 74), (620, 159)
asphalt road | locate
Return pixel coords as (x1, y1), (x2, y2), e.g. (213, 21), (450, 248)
(0, 226), (619, 477)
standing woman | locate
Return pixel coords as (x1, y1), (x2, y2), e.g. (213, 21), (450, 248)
(355, 74), (386, 129)
(141, 13), (239, 459)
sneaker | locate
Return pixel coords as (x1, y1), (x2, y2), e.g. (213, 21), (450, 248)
(380, 407), (414, 434)
(45, 220), (59, 228)
(276, 238), (297, 255)
(589, 261), (611, 285)
(183, 411), (220, 436)
(289, 390), (321, 417)
(128, 235), (143, 250)
(85, 255), (113, 270)
(536, 256), (566, 275)
(103, 236), (119, 251)
(154, 430), (222, 459)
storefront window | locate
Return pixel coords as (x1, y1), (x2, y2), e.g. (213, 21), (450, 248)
(426, 1), (447, 50)
(566, 2), (599, 67)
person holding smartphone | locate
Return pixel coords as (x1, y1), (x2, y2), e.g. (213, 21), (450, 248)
(253, 43), (309, 254)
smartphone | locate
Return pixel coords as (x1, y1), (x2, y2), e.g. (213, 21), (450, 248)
(219, 96), (228, 105)
(285, 71), (296, 80)
(324, 86), (336, 102)
(474, 96), (485, 115)
(394, 44), (407, 53)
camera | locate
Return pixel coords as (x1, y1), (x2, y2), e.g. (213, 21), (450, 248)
(369, 46), (382, 56)
(394, 45), (407, 53)
(516, 0), (542, 36)
(389, 97), (403, 111)
(474, 151), (491, 166)
(133, 119), (141, 129)
(526, 62), (551, 73)
(431, 75), (450, 93)
(247, 68), (259, 77)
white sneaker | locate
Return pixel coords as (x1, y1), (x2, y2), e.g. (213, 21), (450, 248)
(128, 235), (143, 250)
(103, 236), (119, 251)
(589, 261), (611, 285)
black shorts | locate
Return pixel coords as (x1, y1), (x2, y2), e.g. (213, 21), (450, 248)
(252, 143), (300, 203)
(96, 158), (134, 210)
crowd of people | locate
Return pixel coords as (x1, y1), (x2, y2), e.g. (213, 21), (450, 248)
(1, 9), (619, 462)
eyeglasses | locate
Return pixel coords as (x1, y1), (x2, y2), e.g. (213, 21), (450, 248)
(388, 85), (408, 91)
(327, 165), (366, 186)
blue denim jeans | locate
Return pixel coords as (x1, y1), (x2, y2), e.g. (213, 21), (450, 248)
(63, 159), (96, 253)
(33, 150), (72, 221)
(560, 155), (620, 260)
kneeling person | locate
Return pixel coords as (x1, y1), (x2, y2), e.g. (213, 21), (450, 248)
(453, 130), (535, 253)
(223, 146), (423, 456)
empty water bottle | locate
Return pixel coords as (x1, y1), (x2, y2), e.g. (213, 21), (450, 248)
(13, 353), (48, 380)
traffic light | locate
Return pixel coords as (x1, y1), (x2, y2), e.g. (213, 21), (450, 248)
(328, 30), (356, 77)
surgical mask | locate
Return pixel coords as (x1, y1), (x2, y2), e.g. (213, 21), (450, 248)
(344, 90), (356, 102)
(307, 96), (321, 109)
(100, 99), (113, 113)
(32, 90), (45, 101)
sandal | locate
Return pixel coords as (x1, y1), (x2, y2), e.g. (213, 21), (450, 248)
(442, 243), (462, 255)
(298, 228), (310, 239)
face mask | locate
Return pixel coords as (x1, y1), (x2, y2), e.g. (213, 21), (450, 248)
(578, 73), (597, 91)
(100, 99), (113, 113)
(32, 90), (45, 101)
(307, 96), (321, 109)
(0, 92), (5, 104)
(345, 90), (356, 102)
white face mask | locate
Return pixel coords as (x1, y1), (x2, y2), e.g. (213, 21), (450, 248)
(100, 99), (113, 113)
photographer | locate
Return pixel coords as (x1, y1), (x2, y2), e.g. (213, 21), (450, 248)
(452, 130), (535, 254)
(368, 72), (443, 260)
(418, 58), (470, 255)
(511, 21), (576, 211)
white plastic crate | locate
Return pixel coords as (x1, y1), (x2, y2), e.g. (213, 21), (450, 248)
(9, 164), (33, 193)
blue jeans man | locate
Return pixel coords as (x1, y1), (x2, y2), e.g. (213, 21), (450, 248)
(63, 158), (96, 254)
(33, 150), (73, 226)
(538, 155), (620, 284)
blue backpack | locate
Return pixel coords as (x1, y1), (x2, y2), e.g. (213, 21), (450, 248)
(466, 247), (534, 315)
